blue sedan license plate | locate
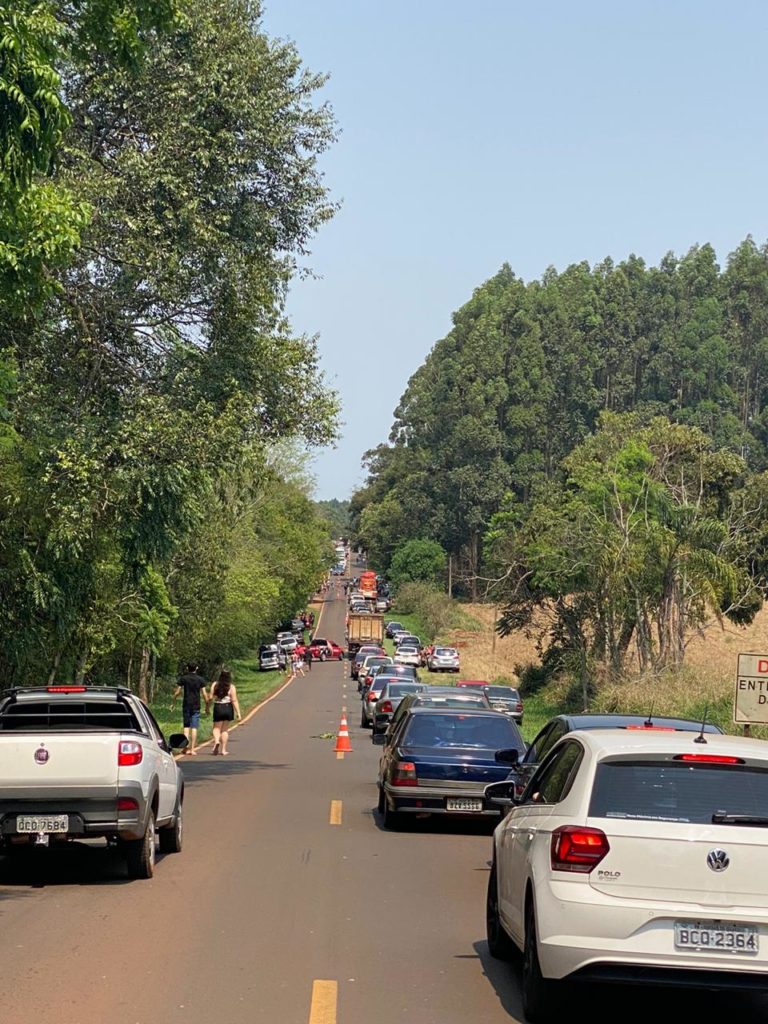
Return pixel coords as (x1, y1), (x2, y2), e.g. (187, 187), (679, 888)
(446, 798), (482, 812)
(675, 922), (758, 954)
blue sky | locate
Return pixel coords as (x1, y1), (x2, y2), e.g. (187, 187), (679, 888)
(261, 1), (768, 500)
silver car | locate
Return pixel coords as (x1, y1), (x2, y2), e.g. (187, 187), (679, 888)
(483, 685), (524, 723)
(394, 645), (421, 667)
(427, 646), (460, 672)
(371, 680), (425, 737)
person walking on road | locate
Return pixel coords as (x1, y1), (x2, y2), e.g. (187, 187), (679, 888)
(305, 646), (314, 672)
(208, 669), (241, 755)
(291, 650), (306, 677)
(172, 662), (208, 756)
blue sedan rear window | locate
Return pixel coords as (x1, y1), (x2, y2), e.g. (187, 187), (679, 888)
(404, 714), (518, 749)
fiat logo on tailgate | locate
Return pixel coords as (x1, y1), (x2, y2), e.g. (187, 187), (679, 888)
(34, 745), (49, 765)
(707, 849), (730, 872)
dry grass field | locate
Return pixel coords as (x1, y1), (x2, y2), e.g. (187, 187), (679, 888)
(440, 601), (768, 736)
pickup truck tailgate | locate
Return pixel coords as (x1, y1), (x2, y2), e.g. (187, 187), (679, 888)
(0, 734), (119, 794)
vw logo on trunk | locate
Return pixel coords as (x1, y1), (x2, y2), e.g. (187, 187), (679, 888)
(707, 849), (730, 872)
(34, 745), (49, 765)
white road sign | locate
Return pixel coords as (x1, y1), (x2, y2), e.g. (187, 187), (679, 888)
(734, 653), (768, 724)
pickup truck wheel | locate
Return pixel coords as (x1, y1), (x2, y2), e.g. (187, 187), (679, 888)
(158, 803), (183, 854)
(125, 811), (156, 879)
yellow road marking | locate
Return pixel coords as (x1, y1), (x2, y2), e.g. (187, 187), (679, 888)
(329, 800), (342, 825)
(309, 980), (337, 1024)
(336, 751), (345, 760)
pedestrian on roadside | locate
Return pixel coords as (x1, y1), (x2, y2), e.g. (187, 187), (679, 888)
(305, 646), (314, 672)
(172, 661), (208, 756)
(207, 669), (241, 756)
(291, 650), (306, 677)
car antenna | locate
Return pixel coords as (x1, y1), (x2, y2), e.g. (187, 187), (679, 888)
(693, 705), (709, 745)
(644, 702), (654, 728)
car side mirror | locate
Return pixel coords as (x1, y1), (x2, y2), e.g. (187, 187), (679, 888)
(169, 733), (189, 750)
(484, 780), (519, 807)
(495, 747), (520, 765)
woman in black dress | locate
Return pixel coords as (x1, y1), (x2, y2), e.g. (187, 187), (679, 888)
(209, 670), (242, 755)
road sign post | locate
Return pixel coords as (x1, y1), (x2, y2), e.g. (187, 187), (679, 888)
(734, 653), (768, 734)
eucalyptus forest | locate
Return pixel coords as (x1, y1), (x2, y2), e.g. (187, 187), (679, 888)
(352, 243), (768, 680)
(0, 0), (337, 689)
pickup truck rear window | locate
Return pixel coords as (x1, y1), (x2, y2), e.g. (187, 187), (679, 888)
(0, 700), (141, 732)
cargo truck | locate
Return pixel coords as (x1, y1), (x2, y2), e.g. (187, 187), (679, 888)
(346, 612), (384, 655)
(359, 570), (378, 600)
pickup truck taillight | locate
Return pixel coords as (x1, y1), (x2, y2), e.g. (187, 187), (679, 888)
(551, 825), (609, 873)
(118, 741), (143, 767)
(392, 761), (417, 787)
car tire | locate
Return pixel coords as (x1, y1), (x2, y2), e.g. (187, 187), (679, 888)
(158, 802), (183, 854)
(125, 811), (156, 880)
(522, 898), (560, 1022)
(382, 799), (402, 831)
(377, 786), (385, 814)
(320, 651), (327, 662)
(486, 862), (516, 960)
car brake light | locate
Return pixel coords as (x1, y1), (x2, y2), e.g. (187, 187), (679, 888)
(47, 686), (87, 693)
(118, 741), (143, 767)
(367, 691), (379, 702)
(379, 701), (393, 713)
(625, 724), (675, 731)
(674, 754), (744, 764)
(117, 797), (139, 811)
(515, 702), (523, 712)
(392, 761), (417, 787)
(551, 825), (609, 873)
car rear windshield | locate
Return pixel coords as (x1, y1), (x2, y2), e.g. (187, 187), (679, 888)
(434, 648), (457, 656)
(404, 713), (518, 749)
(0, 698), (141, 732)
(387, 683), (421, 697)
(485, 686), (520, 699)
(589, 760), (768, 824)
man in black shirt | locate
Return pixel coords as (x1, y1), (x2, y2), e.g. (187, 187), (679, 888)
(172, 662), (208, 755)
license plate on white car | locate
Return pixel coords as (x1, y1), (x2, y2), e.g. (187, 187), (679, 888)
(16, 815), (68, 834)
(675, 921), (758, 954)
(446, 798), (482, 812)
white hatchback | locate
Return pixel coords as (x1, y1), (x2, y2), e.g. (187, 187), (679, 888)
(485, 729), (768, 1021)
(394, 645), (421, 667)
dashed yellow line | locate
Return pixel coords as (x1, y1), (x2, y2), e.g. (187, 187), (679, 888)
(309, 980), (337, 1024)
(329, 800), (342, 825)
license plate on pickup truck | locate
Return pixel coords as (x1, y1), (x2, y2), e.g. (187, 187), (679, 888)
(16, 815), (68, 834)
(446, 798), (483, 812)
(675, 921), (758, 954)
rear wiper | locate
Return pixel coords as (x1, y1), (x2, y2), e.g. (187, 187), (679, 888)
(712, 812), (768, 826)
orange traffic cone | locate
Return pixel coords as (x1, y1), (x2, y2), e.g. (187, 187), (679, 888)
(334, 712), (353, 753)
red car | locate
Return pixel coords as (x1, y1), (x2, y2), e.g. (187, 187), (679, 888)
(299, 637), (344, 661)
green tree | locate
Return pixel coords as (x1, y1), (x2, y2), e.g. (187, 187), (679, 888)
(389, 539), (447, 590)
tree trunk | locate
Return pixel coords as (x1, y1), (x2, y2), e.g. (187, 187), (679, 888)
(73, 648), (89, 684)
(137, 647), (151, 703)
(48, 650), (62, 686)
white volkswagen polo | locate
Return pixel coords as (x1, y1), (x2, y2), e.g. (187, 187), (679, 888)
(485, 728), (768, 1021)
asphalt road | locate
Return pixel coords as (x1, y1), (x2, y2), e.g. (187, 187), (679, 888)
(1, 580), (767, 1023)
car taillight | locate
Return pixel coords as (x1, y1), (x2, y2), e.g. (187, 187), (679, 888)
(117, 797), (139, 811)
(392, 761), (417, 787)
(551, 825), (609, 873)
(118, 741), (143, 767)
(379, 701), (393, 713)
(515, 702), (523, 712)
(367, 691), (379, 702)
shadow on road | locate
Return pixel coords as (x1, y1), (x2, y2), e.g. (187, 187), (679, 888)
(0, 841), (136, 888)
(369, 804), (497, 837)
(179, 758), (293, 785)
(470, 939), (526, 1020)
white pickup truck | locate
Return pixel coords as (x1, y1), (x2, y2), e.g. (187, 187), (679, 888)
(0, 685), (187, 879)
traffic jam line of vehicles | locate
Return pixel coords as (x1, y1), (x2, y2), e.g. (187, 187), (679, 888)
(354, 604), (768, 1015)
